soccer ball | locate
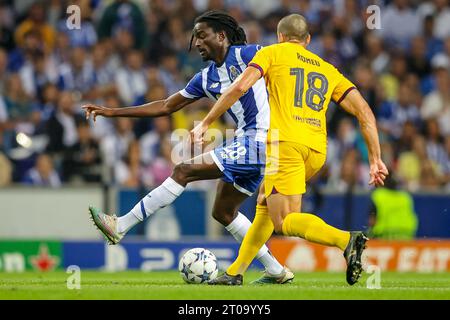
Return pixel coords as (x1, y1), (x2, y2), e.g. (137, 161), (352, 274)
(178, 248), (219, 284)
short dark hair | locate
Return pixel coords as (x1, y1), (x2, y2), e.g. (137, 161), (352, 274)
(189, 10), (247, 51)
(277, 14), (309, 42)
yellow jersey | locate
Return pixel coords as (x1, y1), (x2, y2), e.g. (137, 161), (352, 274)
(249, 42), (356, 154)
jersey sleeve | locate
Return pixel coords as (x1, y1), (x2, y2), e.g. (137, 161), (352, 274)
(331, 72), (357, 104)
(240, 44), (263, 65)
(248, 45), (273, 77)
(179, 71), (205, 99)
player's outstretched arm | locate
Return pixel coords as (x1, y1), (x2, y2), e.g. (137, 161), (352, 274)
(191, 66), (261, 142)
(339, 89), (389, 187)
(82, 92), (194, 122)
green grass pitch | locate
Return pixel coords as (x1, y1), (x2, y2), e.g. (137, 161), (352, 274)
(0, 271), (449, 300)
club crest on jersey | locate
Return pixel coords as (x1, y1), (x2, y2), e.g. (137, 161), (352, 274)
(229, 65), (241, 82)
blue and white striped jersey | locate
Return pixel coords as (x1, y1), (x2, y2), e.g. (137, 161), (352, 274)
(179, 45), (270, 142)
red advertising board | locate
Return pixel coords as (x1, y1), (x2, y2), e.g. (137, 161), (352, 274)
(268, 238), (450, 272)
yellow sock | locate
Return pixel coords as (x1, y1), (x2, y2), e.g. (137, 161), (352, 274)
(227, 205), (274, 276)
(282, 213), (350, 251)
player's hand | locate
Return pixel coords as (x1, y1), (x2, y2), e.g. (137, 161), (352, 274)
(190, 121), (208, 144)
(81, 104), (113, 122)
(369, 158), (389, 187)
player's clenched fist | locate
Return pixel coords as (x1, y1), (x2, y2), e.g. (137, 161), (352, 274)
(82, 104), (114, 122)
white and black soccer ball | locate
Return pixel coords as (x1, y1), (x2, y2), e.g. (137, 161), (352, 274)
(178, 248), (218, 284)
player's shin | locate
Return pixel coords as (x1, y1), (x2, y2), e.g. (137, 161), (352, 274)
(117, 177), (185, 234)
(227, 205), (274, 276)
(281, 213), (350, 251)
(225, 212), (283, 275)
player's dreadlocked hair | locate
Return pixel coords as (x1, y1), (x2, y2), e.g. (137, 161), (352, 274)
(189, 11), (247, 51)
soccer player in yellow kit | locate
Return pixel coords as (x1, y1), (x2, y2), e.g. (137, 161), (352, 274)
(192, 14), (388, 285)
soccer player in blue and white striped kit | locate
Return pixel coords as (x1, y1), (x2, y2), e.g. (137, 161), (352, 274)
(83, 11), (293, 284)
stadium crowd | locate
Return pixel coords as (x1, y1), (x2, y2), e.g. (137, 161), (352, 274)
(0, 0), (449, 192)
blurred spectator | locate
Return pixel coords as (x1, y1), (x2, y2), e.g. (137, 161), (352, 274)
(380, 141), (396, 170)
(7, 29), (43, 72)
(52, 31), (71, 65)
(403, 73), (423, 108)
(368, 174), (418, 240)
(0, 48), (8, 94)
(114, 139), (142, 187)
(14, 2), (56, 52)
(115, 49), (147, 105)
(174, 0), (198, 30)
(19, 49), (58, 99)
(113, 28), (136, 59)
(2, 73), (33, 136)
(243, 21), (263, 45)
(140, 114), (172, 165)
(57, 46), (96, 99)
(91, 43), (117, 98)
(159, 51), (185, 94)
(428, 0), (450, 40)
(334, 0), (364, 38)
(46, 0), (63, 30)
(421, 14), (444, 60)
(396, 120), (419, 155)
(89, 94), (120, 140)
(378, 83), (421, 138)
(63, 118), (101, 183)
(420, 157), (443, 190)
(327, 148), (369, 191)
(145, 137), (174, 187)
(380, 54), (408, 101)
(397, 134), (443, 191)
(133, 81), (166, 139)
(32, 82), (59, 134)
(101, 117), (135, 166)
(328, 118), (357, 162)
(421, 65), (450, 135)
(378, 0), (421, 50)
(22, 153), (61, 187)
(165, 16), (188, 53)
(145, 5), (167, 63)
(353, 63), (378, 109)
(45, 91), (78, 154)
(424, 118), (447, 174)
(397, 135), (426, 191)
(98, 0), (147, 50)
(314, 31), (343, 70)
(0, 2), (14, 51)
(407, 36), (431, 78)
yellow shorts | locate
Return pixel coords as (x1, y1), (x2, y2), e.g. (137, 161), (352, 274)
(264, 141), (326, 197)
